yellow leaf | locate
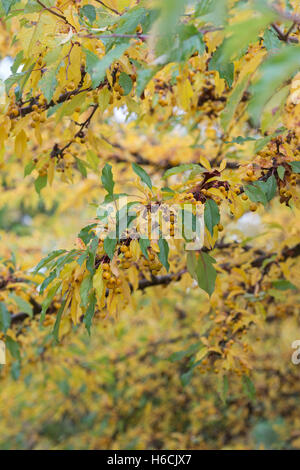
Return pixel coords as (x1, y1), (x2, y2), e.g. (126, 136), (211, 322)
(93, 266), (104, 299)
(178, 80), (193, 111)
(98, 87), (111, 113)
(14, 130), (27, 158)
(220, 159), (227, 172)
(70, 290), (79, 325)
(199, 155), (211, 170)
(128, 265), (139, 291)
(48, 158), (55, 186)
(195, 346), (208, 362)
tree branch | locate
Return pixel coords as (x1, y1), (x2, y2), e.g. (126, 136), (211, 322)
(9, 243), (300, 326)
(36, 0), (76, 32)
(271, 22), (298, 43)
(94, 0), (121, 15)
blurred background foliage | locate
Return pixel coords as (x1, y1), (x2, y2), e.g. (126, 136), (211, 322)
(0, 0), (300, 450)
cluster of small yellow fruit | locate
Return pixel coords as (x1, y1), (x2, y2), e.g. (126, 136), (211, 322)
(97, 239), (164, 287)
(141, 252), (163, 276)
(7, 99), (20, 119)
(279, 182), (296, 205)
(29, 106), (46, 129)
(102, 262), (123, 291)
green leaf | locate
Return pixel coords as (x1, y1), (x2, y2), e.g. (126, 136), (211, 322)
(44, 45), (63, 67)
(116, 201), (138, 239)
(169, 342), (201, 362)
(54, 251), (77, 272)
(136, 67), (158, 97)
(171, 25), (205, 62)
(9, 294), (33, 317)
(24, 0), (45, 13)
(181, 208), (198, 242)
(261, 254), (277, 270)
(80, 274), (93, 308)
(263, 27), (282, 51)
(264, 175), (277, 202)
(186, 252), (197, 280)
(225, 136), (257, 144)
(204, 199), (220, 236)
(86, 149), (99, 172)
(208, 43), (234, 88)
(139, 238), (150, 259)
(1, 0), (17, 14)
(180, 369), (194, 387)
(132, 163), (152, 190)
(289, 161), (300, 173)
(0, 302), (11, 334)
(158, 238), (169, 272)
(24, 161), (35, 177)
(221, 75), (249, 131)
(34, 174), (47, 195)
(222, 11), (275, 64)
(272, 279), (297, 291)
(11, 50), (24, 74)
(218, 375), (229, 405)
(76, 158), (88, 178)
(244, 182), (268, 206)
(111, 6), (149, 36)
(154, 0), (186, 57)
(277, 165), (285, 181)
(161, 187), (175, 193)
(101, 163), (114, 196)
(195, 0), (227, 26)
(39, 67), (58, 102)
(84, 290), (97, 335)
(163, 163), (205, 179)
(84, 43), (129, 88)
(40, 271), (56, 294)
(119, 72), (133, 95)
(5, 71), (26, 94)
(34, 249), (67, 273)
(6, 336), (20, 361)
(195, 251), (217, 297)
(86, 236), (98, 274)
(242, 374), (256, 401)
(249, 45), (300, 126)
(252, 421), (279, 449)
(245, 177), (277, 205)
(80, 4), (96, 23)
(40, 281), (61, 324)
(104, 236), (117, 260)
(11, 360), (21, 380)
(78, 224), (97, 245)
(52, 298), (67, 343)
(261, 84), (290, 133)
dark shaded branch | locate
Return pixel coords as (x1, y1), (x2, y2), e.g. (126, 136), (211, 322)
(251, 243), (300, 268)
(51, 104), (99, 158)
(271, 22), (298, 43)
(137, 269), (187, 291)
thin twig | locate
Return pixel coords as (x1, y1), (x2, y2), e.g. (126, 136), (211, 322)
(64, 42), (75, 80)
(271, 22), (299, 43)
(36, 0), (76, 31)
(285, 21), (296, 40)
(53, 104), (99, 157)
(94, 0), (121, 15)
